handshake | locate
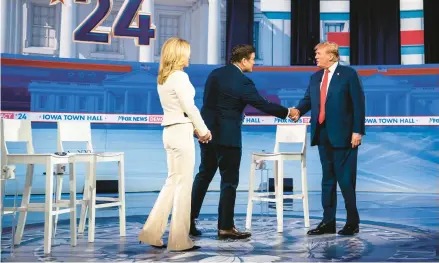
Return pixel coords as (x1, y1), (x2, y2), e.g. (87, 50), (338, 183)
(288, 107), (301, 121)
(195, 129), (212, 144)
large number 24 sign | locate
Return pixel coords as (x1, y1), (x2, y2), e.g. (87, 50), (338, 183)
(73, 0), (156, 46)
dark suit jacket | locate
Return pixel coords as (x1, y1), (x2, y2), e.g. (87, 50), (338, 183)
(201, 64), (289, 148)
(296, 64), (366, 148)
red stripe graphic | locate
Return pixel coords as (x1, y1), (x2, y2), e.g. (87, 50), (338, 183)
(401, 30), (424, 45)
(2, 58), (132, 72)
(327, 32), (349, 47)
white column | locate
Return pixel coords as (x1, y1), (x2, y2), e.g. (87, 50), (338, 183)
(124, 90), (129, 113)
(146, 91), (152, 113)
(7, 0), (15, 53)
(364, 92), (369, 115)
(31, 93), (36, 111)
(199, 1), (209, 63)
(139, 0), (155, 62)
(59, 0), (77, 58)
(1, 0), (8, 53)
(271, 19), (285, 66)
(207, 0), (221, 64)
(70, 95), (76, 112)
(184, 11), (191, 42)
(385, 93), (391, 116)
(13, 0), (21, 54)
(103, 91), (108, 113)
(262, 18), (273, 66)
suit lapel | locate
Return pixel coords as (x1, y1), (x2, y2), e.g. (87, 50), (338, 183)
(314, 70), (324, 109)
(315, 70), (324, 93)
(326, 65), (342, 102)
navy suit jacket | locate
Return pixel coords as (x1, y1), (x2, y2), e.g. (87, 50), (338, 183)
(296, 64), (366, 148)
(201, 64), (289, 148)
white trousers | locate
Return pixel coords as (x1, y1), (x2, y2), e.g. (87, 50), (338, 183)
(139, 123), (195, 251)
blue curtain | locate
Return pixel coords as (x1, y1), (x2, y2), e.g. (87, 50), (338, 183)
(350, 0), (401, 65)
(226, 0), (254, 63)
(290, 0), (320, 65)
(423, 0), (439, 63)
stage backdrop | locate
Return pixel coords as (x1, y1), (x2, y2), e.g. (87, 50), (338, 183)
(1, 54), (438, 195)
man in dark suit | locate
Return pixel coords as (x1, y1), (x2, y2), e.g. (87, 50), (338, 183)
(290, 41), (365, 236)
(190, 45), (294, 239)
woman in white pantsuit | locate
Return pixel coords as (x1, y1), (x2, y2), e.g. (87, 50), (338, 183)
(138, 37), (211, 251)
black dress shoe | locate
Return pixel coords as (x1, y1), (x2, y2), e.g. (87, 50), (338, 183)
(307, 220), (336, 235)
(190, 220), (202, 236)
(139, 241), (167, 249)
(218, 227), (251, 240)
(338, 224), (359, 236)
(180, 245), (201, 252)
(151, 244), (167, 249)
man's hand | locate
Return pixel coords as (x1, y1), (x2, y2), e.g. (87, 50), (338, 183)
(351, 133), (362, 148)
(288, 108), (300, 121)
(195, 129), (212, 144)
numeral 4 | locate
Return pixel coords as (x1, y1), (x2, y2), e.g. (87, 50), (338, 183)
(113, 0), (156, 46)
(73, 0), (156, 46)
(73, 0), (113, 44)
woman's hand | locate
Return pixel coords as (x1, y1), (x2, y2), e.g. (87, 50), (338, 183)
(195, 129), (212, 143)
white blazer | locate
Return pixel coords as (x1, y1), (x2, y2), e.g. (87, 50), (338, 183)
(157, 70), (208, 136)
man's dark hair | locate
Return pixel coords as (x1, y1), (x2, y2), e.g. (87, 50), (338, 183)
(229, 44), (255, 64)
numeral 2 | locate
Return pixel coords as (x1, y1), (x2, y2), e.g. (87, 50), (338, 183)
(113, 0), (156, 46)
(74, 0), (113, 44)
(73, 0), (156, 46)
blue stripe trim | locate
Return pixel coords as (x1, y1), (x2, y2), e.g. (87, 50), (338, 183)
(401, 45), (424, 55)
(319, 11), (423, 20)
(263, 12), (290, 19)
(400, 10), (424, 19)
(320, 13), (349, 21)
(339, 47), (350, 57)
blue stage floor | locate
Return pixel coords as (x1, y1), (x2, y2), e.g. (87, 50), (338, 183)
(1, 191), (439, 262)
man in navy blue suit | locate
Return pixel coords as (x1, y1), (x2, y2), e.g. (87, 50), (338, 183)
(291, 41), (365, 236)
(190, 45), (295, 239)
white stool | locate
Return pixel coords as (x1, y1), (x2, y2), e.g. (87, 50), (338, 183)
(1, 119), (77, 254)
(55, 121), (126, 243)
(1, 164), (18, 256)
(246, 124), (310, 233)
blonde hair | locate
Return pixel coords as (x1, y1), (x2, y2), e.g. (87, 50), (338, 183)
(157, 37), (191, 85)
(315, 41), (340, 62)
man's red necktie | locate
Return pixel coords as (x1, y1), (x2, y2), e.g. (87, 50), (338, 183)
(319, 69), (330, 124)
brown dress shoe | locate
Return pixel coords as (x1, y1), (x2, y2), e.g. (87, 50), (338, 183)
(218, 227), (251, 240)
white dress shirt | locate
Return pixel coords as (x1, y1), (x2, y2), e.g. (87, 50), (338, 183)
(234, 63), (242, 72)
(157, 70), (208, 136)
(320, 62), (339, 94)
